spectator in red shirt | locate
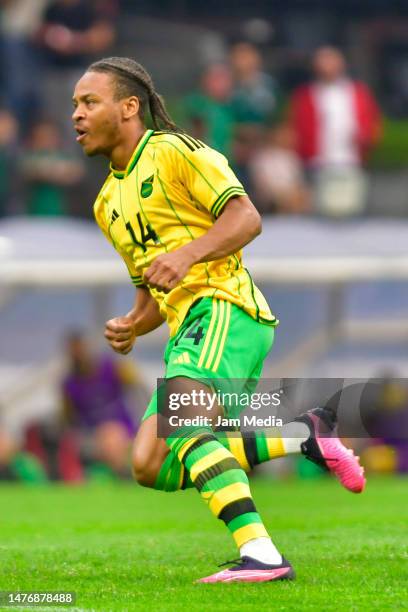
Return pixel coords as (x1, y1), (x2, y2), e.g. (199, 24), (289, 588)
(289, 47), (382, 217)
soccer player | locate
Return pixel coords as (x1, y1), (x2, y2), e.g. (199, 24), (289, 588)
(72, 57), (365, 583)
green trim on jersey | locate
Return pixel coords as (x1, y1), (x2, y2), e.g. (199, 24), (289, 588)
(131, 275), (145, 287)
(154, 131), (205, 152)
(150, 137), (220, 200)
(211, 186), (246, 218)
(110, 129), (154, 179)
(245, 268), (260, 321)
(151, 135), (245, 217)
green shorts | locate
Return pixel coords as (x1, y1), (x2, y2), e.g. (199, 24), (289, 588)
(142, 297), (275, 420)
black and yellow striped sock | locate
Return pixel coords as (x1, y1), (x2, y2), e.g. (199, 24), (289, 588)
(155, 429), (286, 492)
(219, 429), (287, 470)
(168, 430), (269, 548)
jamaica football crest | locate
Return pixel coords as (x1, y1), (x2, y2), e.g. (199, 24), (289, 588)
(141, 174), (154, 198)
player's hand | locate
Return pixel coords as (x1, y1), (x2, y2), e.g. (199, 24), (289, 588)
(143, 250), (195, 293)
(104, 316), (136, 354)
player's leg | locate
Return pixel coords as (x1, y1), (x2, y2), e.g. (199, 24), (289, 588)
(161, 375), (293, 583)
(132, 393), (219, 492)
(217, 370), (365, 493)
(215, 371), (365, 493)
(133, 381), (364, 494)
(131, 296), (362, 583)
(130, 299), (280, 494)
(132, 416), (304, 492)
(135, 383), (307, 491)
(216, 411), (365, 493)
(210, 317), (365, 493)
(161, 300), (295, 582)
(131, 382), (196, 491)
(131, 362), (313, 491)
(132, 414), (170, 487)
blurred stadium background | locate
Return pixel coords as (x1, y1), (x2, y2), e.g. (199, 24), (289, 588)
(0, 0), (407, 482)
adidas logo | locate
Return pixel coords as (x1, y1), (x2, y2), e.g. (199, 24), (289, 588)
(111, 209), (119, 224)
(172, 352), (191, 364)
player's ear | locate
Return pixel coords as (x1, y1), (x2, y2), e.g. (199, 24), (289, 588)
(122, 96), (140, 120)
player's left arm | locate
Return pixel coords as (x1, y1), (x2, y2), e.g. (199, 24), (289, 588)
(143, 195), (260, 292)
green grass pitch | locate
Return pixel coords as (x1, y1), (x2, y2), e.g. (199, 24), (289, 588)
(0, 476), (406, 611)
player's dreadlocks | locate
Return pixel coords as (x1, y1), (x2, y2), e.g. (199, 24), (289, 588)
(87, 57), (178, 131)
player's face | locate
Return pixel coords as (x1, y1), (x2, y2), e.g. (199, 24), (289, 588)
(72, 71), (123, 157)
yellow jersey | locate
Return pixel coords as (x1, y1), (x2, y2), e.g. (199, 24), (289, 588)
(93, 129), (277, 336)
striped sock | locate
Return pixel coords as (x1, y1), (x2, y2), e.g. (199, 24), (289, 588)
(219, 429), (286, 470)
(168, 430), (270, 548)
(219, 422), (309, 469)
(155, 424), (309, 492)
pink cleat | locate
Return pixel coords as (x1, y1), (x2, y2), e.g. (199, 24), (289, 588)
(296, 407), (366, 493)
(197, 556), (295, 584)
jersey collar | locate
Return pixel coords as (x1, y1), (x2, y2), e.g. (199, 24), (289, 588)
(110, 129), (154, 179)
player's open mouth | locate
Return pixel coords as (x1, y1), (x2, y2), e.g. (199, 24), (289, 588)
(75, 127), (89, 142)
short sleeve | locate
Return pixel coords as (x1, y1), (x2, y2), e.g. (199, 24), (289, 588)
(176, 140), (247, 218)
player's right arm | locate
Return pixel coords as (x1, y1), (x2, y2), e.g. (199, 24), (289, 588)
(104, 287), (164, 355)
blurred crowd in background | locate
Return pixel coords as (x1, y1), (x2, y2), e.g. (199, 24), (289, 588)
(1, 0), (408, 482)
(1, 334), (407, 483)
(0, 331), (150, 483)
(1, 0), (408, 220)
